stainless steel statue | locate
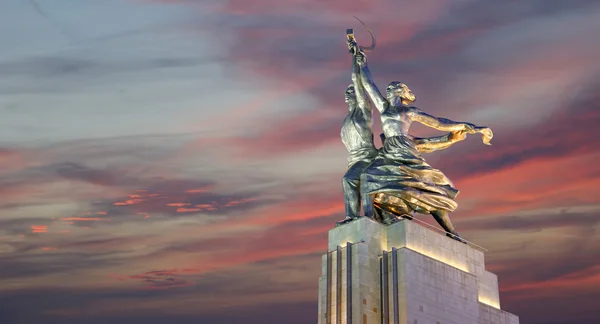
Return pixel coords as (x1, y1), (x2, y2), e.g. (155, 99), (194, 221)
(338, 55), (469, 226)
(339, 54), (379, 222)
(339, 21), (493, 242)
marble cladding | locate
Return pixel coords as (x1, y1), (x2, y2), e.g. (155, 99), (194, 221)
(319, 217), (519, 324)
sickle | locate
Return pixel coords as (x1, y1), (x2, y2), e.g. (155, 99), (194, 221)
(353, 16), (376, 51)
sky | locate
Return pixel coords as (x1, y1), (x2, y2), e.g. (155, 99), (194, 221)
(0, 0), (599, 323)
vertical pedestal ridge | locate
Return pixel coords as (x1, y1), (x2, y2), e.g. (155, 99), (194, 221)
(318, 218), (519, 324)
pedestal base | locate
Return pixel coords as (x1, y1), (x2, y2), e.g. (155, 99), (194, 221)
(317, 217), (519, 324)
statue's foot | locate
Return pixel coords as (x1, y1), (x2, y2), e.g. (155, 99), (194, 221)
(382, 213), (413, 225)
(335, 216), (359, 227)
(383, 216), (400, 225)
(446, 232), (467, 244)
(398, 213), (413, 220)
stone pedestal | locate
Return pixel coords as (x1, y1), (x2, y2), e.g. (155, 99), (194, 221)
(317, 218), (519, 324)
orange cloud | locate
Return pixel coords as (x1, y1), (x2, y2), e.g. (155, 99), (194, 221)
(185, 187), (213, 193)
(113, 199), (144, 206)
(31, 225), (47, 233)
(167, 203), (190, 207)
(222, 198), (257, 207)
(60, 217), (109, 222)
(195, 204), (216, 210)
(176, 207), (201, 213)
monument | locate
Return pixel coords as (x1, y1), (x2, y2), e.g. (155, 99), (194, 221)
(317, 19), (519, 324)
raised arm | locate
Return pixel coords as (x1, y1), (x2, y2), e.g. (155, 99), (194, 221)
(348, 46), (388, 113)
(408, 107), (474, 132)
(351, 55), (369, 112)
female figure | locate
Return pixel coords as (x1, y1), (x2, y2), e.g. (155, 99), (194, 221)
(337, 54), (470, 226)
(349, 41), (492, 241)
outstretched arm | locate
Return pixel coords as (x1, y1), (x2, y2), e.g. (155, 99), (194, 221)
(408, 107), (475, 132)
(379, 131), (466, 153)
(409, 107), (494, 145)
(413, 131), (467, 153)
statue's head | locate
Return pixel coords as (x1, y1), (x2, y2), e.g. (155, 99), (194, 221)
(345, 84), (357, 107)
(386, 81), (416, 106)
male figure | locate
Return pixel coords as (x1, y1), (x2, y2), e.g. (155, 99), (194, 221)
(337, 54), (379, 226)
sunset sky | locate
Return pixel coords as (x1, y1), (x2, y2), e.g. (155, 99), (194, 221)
(1, 1), (599, 323)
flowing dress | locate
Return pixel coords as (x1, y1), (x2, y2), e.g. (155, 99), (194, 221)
(361, 134), (459, 214)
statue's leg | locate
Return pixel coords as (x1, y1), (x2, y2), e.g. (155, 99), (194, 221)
(360, 172), (374, 217)
(362, 194), (374, 218)
(430, 210), (465, 243)
(341, 161), (368, 219)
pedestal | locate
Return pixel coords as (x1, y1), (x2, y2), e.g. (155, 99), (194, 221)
(317, 217), (519, 324)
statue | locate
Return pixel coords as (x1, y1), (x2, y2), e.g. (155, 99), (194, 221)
(340, 20), (493, 242)
(338, 56), (470, 227)
(338, 30), (474, 226)
(338, 54), (379, 224)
